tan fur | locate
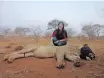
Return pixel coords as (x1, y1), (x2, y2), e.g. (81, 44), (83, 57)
(4, 44), (81, 68)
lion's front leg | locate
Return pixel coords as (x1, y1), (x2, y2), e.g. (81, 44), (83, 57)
(55, 50), (65, 69)
(65, 53), (81, 67)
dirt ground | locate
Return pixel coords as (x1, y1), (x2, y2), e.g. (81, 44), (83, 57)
(0, 37), (104, 78)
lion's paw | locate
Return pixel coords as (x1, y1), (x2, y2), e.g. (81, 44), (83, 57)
(6, 55), (15, 63)
(56, 62), (65, 69)
(73, 62), (80, 67)
(4, 54), (9, 61)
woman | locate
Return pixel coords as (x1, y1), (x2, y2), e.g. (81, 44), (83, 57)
(51, 22), (68, 46)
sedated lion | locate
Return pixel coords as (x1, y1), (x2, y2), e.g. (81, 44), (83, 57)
(4, 44), (81, 69)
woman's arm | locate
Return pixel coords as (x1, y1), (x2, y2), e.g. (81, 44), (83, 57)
(51, 30), (57, 45)
(88, 47), (93, 53)
(59, 38), (67, 41)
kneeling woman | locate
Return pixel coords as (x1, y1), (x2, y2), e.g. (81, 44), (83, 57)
(80, 44), (96, 60)
(51, 22), (68, 46)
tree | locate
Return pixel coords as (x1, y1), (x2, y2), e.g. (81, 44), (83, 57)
(31, 26), (43, 43)
(3, 28), (12, 36)
(47, 19), (68, 30)
(82, 24), (96, 39)
(81, 23), (104, 39)
(44, 30), (53, 38)
(0, 27), (5, 35)
(66, 28), (76, 37)
(14, 27), (31, 36)
(92, 24), (104, 39)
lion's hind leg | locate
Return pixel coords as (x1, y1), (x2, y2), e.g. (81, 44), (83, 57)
(4, 44), (37, 63)
(7, 53), (24, 63)
(6, 52), (34, 63)
(4, 54), (10, 61)
(4, 48), (35, 63)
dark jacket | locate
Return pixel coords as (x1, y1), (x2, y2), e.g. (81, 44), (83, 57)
(80, 46), (94, 59)
(52, 29), (67, 40)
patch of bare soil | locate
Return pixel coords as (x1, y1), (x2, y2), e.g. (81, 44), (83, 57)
(0, 37), (104, 78)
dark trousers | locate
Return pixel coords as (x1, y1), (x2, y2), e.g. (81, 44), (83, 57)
(52, 37), (67, 46)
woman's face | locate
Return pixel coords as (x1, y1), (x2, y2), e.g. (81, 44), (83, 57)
(58, 23), (64, 30)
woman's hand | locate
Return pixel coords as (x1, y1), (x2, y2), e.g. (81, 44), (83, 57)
(54, 40), (59, 43)
(59, 40), (64, 41)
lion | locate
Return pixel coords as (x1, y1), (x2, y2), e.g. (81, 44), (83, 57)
(4, 44), (81, 69)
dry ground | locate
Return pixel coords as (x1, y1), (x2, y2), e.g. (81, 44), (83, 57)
(0, 37), (104, 78)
